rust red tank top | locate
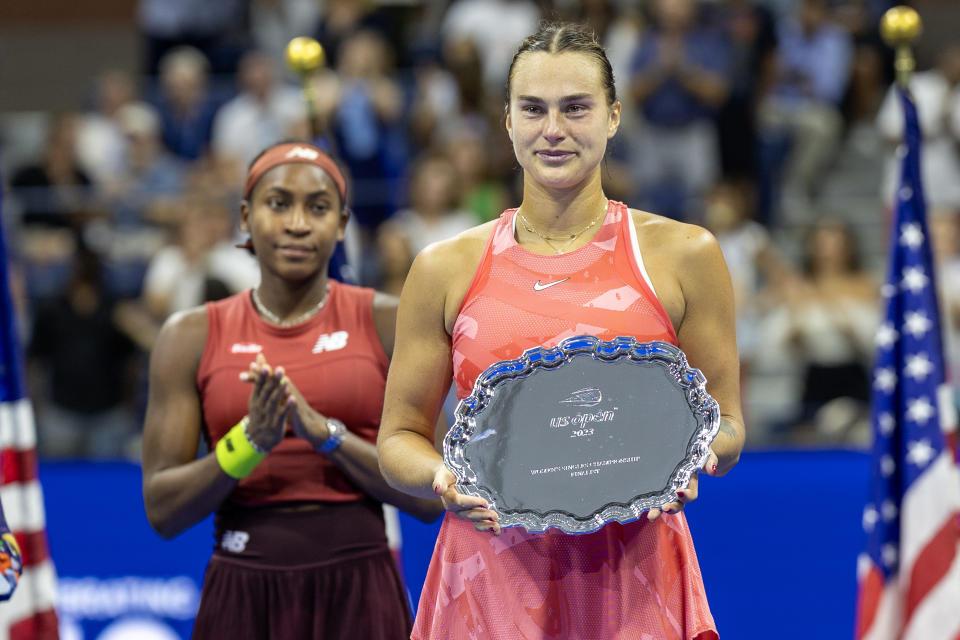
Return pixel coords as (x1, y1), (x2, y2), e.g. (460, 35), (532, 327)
(414, 201), (718, 639)
(197, 280), (388, 505)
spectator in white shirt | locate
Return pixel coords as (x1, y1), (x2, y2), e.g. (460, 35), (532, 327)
(143, 192), (258, 319)
(75, 69), (138, 187)
(441, 0), (541, 94)
(388, 152), (477, 256)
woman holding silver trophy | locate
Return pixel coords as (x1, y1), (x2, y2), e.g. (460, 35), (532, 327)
(379, 21), (745, 640)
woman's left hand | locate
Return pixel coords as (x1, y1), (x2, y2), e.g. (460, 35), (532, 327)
(282, 379), (335, 450)
(647, 448), (719, 522)
(240, 362), (331, 449)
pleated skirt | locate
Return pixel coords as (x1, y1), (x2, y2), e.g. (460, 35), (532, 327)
(192, 499), (412, 640)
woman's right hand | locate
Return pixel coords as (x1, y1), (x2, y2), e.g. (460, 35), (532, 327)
(432, 464), (501, 535)
(240, 353), (294, 452)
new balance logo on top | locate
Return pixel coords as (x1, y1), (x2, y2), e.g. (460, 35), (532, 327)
(313, 331), (349, 353)
(231, 343), (263, 354)
(221, 530), (249, 553)
(286, 146), (320, 160)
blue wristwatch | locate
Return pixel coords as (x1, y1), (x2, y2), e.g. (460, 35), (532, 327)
(319, 418), (346, 454)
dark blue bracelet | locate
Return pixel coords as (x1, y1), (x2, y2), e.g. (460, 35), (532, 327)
(319, 418), (346, 454)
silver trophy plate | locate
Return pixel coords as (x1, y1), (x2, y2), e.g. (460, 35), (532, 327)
(443, 335), (720, 534)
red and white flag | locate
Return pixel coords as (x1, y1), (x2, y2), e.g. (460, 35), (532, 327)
(0, 175), (59, 637)
(854, 87), (960, 640)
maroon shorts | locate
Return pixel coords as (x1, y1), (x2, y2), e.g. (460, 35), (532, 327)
(192, 499), (412, 640)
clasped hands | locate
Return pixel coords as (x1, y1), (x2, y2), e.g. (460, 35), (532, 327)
(431, 448), (721, 536)
(238, 353), (333, 453)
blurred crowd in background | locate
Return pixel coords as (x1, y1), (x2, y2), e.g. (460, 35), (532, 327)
(2, 0), (959, 460)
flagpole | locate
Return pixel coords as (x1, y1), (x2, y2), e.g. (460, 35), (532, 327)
(283, 37), (358, 284)
(285, 36), (327, 140)
(0, 164), (59, 630)
(880, 6), (922, 88)
(855, 7), (960, 640)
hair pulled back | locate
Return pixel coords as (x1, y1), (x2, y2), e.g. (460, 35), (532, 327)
(506, 22), (617, 107)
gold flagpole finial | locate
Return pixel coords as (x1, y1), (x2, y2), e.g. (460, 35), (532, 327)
(880, 6), (922, 88)
(285, 37), (325, 76)
(285, 37), (326, 138)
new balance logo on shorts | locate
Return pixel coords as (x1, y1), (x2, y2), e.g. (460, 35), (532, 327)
(221, 530), (250, 553)
(313, 331), (349, 353)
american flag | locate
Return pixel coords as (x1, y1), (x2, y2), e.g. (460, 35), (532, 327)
(0, 172), (59, 637)
(854, 88), (960, 640)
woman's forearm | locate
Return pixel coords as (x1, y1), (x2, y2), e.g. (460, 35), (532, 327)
(378, 430), (447, 499)
(712, 415), (746, 476)
(143, 454), (238, 539)
(326, 433), (442, 522)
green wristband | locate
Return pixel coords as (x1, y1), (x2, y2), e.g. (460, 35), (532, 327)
(215, 417), (267, 479)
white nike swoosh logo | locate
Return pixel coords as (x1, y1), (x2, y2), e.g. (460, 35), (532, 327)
(533, 278), (570, 291)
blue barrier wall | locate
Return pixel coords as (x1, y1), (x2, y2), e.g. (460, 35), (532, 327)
(42, 450), (870, 639)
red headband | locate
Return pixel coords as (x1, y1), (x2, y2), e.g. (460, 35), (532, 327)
(243, 143), (347, 202)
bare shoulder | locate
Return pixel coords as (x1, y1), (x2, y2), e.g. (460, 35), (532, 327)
(158, 306), (208, 344)
(627, 209), (728, 326)
(404, 220), (498, 331)
(151, 306), (209, 375)
(629, 208), (726, 283)
(629, 208), (720, 260)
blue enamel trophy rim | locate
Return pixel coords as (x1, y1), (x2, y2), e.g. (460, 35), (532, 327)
(442, 335), (721, 534)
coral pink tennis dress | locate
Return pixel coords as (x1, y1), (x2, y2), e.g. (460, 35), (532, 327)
(412, 201), (718, 640)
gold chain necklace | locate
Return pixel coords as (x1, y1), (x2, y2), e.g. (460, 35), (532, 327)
(252, 283), (330, 327)
(518, 205), (607, 255)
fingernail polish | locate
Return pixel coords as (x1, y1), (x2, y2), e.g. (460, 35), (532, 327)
(677, 491), (685, 499)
